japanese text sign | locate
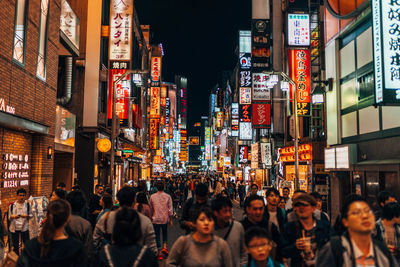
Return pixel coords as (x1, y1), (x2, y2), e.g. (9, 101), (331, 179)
(107, 69), (130, 126)
(252, 73), (271, 101)
(239, 122), (252, 140)
(149, 119), (159, 150)
(60, 0), (79, 50)
(240, 71), (252, 87)
(238, 145), (249, 164)
(239, 104), (253, 122)
(289, 49), (311, 116)
(109, 0), (133, 61)
(151, 57), (162, 85)
(240, 87), (252, 104)
(150, 87), (160, 118)
(252, 103), (271, 128)
(288, 14), (310, 46)
(372, 0), (400, 104)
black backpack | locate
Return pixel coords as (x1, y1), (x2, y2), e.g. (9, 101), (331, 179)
(330, 235), (395, 267)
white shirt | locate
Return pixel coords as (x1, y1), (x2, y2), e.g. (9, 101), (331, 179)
(8, 201), (32, 232)
(268, 211), (279, 232)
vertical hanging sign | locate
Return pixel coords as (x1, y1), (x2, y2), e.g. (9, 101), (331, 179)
(289, 49), (311, 116)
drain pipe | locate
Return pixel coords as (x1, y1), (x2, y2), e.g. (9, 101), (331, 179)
(57, 56), (73, 105)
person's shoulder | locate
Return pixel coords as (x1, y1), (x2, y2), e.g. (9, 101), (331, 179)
(138, 210), (152, 224)
(214, 235), (230, 248)
(316, 219), (331, 229)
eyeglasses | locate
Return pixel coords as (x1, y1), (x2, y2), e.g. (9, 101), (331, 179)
(247, 242), (272, 250)
(348, 208), (373, 217)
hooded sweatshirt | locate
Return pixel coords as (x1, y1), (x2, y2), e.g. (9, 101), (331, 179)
(16, 237), (87, 267)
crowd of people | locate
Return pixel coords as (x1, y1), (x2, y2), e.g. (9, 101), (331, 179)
(1, 176), (400, 267)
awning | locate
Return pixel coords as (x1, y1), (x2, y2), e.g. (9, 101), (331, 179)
(0, 112), (49, 134)
(355, 159), (400, 165)
(121, 141), (145, 153)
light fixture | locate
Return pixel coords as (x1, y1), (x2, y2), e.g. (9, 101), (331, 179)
(47, 146), (53, 159)
(280, 81), (290, 91)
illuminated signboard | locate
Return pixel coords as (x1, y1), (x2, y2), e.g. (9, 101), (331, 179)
(179, 129), (188, 162)
(150, 87), (160, 118)
(252, 73), (271, 101)
(55, 105), (76, 147)
(2, 153), (30, 188)
(181, 87), (187, 128)
(165, 98), (170, 124)
(210, 94), (216, 114)
(239, 30), (252, 53)
(251, 143), (259, 169)
(239, 88), (252, 104)
(289, 49), (311, 116)
(239, 54), (252, 70)
(239, 104), (252, 122)
(238, 145), (249, 164)
(232, 103), (239, 118)
(239, 122), (252, 140)
(260, 143), (272, 167)
(372, 0), (400, 104)
(252, 103), (271, 128)
(149, 119), (159, 150)
(151, 57), (161, 86)
(189, 136), (200, 145)
(109, 0), (133, 61)
(107, 69), (130, 126)
(205, 127), (211, 160)
(288, 14), (310, 46)
(240, 71), (252, 87)
(60, 0), (79, 51)
(279, 144), (312, 162)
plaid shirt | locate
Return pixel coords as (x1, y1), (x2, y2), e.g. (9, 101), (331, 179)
(374, 219), (400, 249)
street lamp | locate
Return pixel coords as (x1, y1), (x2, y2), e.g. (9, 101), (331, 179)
(110, 69), (148, 199)
(262, 71), (300, 190)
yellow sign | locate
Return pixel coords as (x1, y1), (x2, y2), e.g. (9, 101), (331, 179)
(97, 139), (111, 153)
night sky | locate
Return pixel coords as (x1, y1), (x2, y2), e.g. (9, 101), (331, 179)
(135, 0), (251, 134)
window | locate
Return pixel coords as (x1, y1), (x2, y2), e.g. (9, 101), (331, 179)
(357, 72), (374, 101)
(12, 0), (28, 65)
(36, 0), (50, 80)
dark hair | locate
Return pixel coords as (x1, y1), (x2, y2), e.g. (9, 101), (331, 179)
(212, 196), (232, 212)
(282, 187), (290, 192)
(136, 192), (148, 212)
(266, 188), (280, 197)
(382, 202), (400, 220)
(246, 194), (265, 209)
(155, 180), (165, 191)
(71, 185), (81, 191)
(101, 193), (113, 209)
(195, 183), (208, 197)
(38, 200), (71, 258)
(113, 207), (142, 245)
(341, 194), (367, 219)
(250, 184), (259, 190)
(310, 192), (322, 201)
(244, 227), (271, 246)
(116, 186), (136, 207)
(192, 206), (214, 223)
(57, 182), (66, 188)
(378, 191), (395, 206)
(53, 189), (67, 200)
(105, 187), (113, 195)
(16, 188), (27, 195)
(66, 190), (86, 213)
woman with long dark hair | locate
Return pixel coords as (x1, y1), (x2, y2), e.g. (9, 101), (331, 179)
(98, 207), (158, 267)
(134, 191), (152, 219)
(17, 199), (87, 267)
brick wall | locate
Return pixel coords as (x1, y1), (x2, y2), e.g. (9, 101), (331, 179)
(0, 0), (61, 210)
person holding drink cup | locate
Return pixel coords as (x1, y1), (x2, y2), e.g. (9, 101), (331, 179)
(281, 194), (330, 266)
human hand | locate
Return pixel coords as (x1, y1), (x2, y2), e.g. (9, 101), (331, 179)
(295, 238), (306, 250)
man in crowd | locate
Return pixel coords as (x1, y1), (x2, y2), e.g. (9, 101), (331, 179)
(8, 188), (32, 254)
(88, 184), (103, 226)
(243, 184), (260, 211)
(241, 195), (281, 261)
(264, 188), (287, 233)
(375, 190), (397, 220)
(93, 186), (157, 255)
(212, 195), (247, 267)
(281, 194), (330, 267)
(317, 195), (398, 266)
(180, 183), (210, 233)
(282, 187), (292, 211)
(149, 180), (173, 259)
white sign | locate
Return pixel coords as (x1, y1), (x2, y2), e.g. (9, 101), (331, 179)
(336, 146), (350, 169)
(232, 103), (239, 118)
(372, 0), (400, 104)
(240, 87), (252, 104)
(252, 73), (271, 101)
(324, 148), (336, 169)
(239, 31), (252, 53)
(239, 122), (252, 140)
(109, 0), (133, 61)
(288, 14), (310, 46)
(251, 143), (259, 169)
(60, 0), (79, 50)
(260, 143), (272, 167)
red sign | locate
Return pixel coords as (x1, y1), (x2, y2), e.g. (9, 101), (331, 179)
(149, 119), (159, 150)
(107, 69), (130, 125)
(150, 87), (160, 118)
(239, 104), (252, 122)
(151, 57), (161, 82)
(289, 49), (311, 116)
(252, 103), (271, 128)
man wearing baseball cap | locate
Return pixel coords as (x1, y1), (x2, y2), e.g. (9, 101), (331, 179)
(281, 193), (331, 267)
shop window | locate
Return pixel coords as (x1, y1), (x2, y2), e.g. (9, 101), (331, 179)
(357, 72), (374, 101)
(12, 0), (28, 65)
(36, 0), (50, 80)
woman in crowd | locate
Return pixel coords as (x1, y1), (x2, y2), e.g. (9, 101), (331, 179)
(98, 207), (158, 267)
(49, 189), (67, 201)
(134, 191), (152, 219)
(17, 199), (87, 267)
(96, 193), (113, 223)
(166, 206), (233, 267)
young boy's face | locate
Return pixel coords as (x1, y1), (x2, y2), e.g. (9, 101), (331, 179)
(246, 237), (272, 262)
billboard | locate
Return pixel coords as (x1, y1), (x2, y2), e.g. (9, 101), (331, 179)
(238, 145), (249, 164)
(149, 118), (159, 150)
(231, 103), (239, 136)
(252, 103), (271, 128)
(288, 14), (310, 46)
(239, 104), (252, 123)
(205, 127), (211, 160)
(252, 73), (271, 101)
(189, 136), (200, 145)
(109, 0), (133, 61)
(107, 69), (130, 126)
(289, 49), (311, 116)
(151, 57), (161, 86)
(239, 31), (252, 53)
(240, 71), (252, 87)
(372, 0), (400, 104)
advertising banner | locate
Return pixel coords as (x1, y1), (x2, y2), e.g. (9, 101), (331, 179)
(107, 69), (130, 126)
(289, 49), (311, 116)
(372, 0), (400, 104)
(217, 112), (224, 129)
(109, 0), (133, 61)
(260, 143), (272, 167)
(189, 136), (199, 145)
(239, 31), (252, 53)
(239, 104), (252, 123)
(287, 14), (310, 46)
(252, 103), (271, 128)
(150, 87), (160, 118)
(60, 0), (79, 50)
(239, 122), (252, 140)
(252, 73), (271, 101)
(205, 127), (211, 160)
(231, 103), (239, 136)
(179, 129), (188, 162)
(149, 118), (159, 150)
(252, 19), (271, 70)
(151, 57), (161, 87)
(240, 71), (252, 87)
(251, 143), (259, 169)
(238, 145), (249, 164)
(239, 88), (252, 104)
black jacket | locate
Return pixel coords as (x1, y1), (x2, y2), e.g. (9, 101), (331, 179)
(281, 219), (331, 267)
(264, 207), (287, 232)
(98, 244), (158, 267)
